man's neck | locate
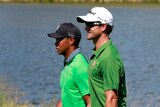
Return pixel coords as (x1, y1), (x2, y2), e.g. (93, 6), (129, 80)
(94, 34), (110, 51)
(64, 47), (77, 59)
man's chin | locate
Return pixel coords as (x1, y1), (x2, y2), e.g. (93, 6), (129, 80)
(57, 52), (63, 56)
(86, 37), (92, 40)
(86, 35), (93, 40)
(57, 52), (61, 55)
(56, 51), (61, 55)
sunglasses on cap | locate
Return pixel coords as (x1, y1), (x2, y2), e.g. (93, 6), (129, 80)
(85, 22), (102, 27)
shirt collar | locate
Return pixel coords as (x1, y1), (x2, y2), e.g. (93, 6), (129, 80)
(64, 48), (81, 66)
(93, 39), (112, 58)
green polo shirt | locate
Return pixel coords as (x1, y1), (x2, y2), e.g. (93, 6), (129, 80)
(88, 40), (127, 107)
(60, 48), (89, 107)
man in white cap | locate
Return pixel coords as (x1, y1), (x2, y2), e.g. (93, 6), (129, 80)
(77, 7), (127, 107)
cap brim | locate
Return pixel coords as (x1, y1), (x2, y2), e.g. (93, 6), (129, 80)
(47, 32), (65, 38)
(77, 14), (98, 23)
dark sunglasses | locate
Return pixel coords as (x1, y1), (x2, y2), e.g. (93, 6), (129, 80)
(85, 22), (102, 27)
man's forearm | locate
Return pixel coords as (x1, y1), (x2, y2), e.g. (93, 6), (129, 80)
(56, 99), (62, 107)
(83, 94), (90, 107)
(105, 90), (118, 107)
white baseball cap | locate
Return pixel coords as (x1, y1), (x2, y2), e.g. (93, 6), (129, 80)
(77, 7), (113, 26)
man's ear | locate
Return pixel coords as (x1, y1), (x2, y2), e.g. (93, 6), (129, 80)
(101, 24), (107, 32)
(69, 37), (75, 46)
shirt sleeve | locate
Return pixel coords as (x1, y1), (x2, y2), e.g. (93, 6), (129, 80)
(74, 66), (90, 96)
(101, 56), (120, 91)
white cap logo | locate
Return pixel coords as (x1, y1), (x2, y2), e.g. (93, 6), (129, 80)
(56, 25), (60, 30)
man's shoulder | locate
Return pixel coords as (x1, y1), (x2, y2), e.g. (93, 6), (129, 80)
(74, 53), (88, 63)
(102, 44), (119, 55)
(69, 53), (88, 69)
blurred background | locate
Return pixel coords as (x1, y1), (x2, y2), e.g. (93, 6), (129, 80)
(0, 2), (160, 107)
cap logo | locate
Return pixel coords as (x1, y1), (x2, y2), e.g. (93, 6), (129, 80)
(88, 10), (96, 15)
(88, 10), (107, 23)
(56, 25), (60, 30)
(97, 17), (107, 23)
(68, 32), (74, 37)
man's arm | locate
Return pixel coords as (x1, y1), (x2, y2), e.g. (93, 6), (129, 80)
(105, 90), (118, 107)
(56, 99), (62, 107)
(83, 94), (90, 107)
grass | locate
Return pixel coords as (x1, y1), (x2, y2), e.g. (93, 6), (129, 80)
(0, 77), (31, 107)
(0, 77), (55, 107)
(0, 98), (30, 107)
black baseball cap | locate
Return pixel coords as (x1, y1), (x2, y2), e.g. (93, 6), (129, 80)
(47, 23), (81, 39)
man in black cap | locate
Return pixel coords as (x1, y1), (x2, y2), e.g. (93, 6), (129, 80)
(48, 23), (90, 107)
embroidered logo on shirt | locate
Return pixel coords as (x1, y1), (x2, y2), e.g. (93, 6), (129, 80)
(92, 61), (96, 66)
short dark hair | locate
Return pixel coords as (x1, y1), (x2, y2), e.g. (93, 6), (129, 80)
(104, 24), (114, 35)
(74, 37), (81, 47)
